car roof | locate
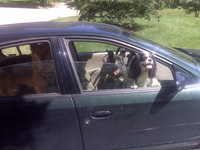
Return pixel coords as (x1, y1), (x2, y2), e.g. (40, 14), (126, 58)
(0, 21), (129, 43)
(1, 21), (200, 78)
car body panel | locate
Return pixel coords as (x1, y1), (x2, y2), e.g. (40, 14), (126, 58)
(72, 86), (200, 150)
(0, 36), (83, 150)
(0, 95), (83, 150)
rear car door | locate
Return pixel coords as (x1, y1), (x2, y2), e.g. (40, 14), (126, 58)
(65, 38), (200, 150)
(0, 38), (83, 150)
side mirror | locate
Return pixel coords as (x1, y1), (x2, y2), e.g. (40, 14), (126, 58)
(176, 72), (188, 91)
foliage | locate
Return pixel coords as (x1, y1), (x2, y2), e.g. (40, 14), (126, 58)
(0, 0), (63, 7)
(0, 0), (40, 8)
(73, 0), (163, 29)
(181, 0), (200, 17)
(37, 0), (62, 7)
(162, 0), (180, 8)
(37, 0), (50, 6)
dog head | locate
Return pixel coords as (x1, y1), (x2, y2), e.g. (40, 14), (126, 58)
(106, 51), (125, 76)
(139, 51), (155, 71)
(130, 51), (157, 79)
(98, 50), (126, 89)
(30, 42), (52, 62)
(30, 42), (54, 80)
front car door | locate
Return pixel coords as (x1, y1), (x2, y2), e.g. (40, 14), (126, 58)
(64, 37), (200, 150)
(0, 38), (83, 150)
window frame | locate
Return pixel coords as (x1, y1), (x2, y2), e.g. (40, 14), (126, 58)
(0, 38), (64, 97)
(65, 37), (176, 94)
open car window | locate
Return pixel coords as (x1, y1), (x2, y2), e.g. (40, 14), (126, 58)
(74, 41), (118, 52)
(68, 40), (175, 92)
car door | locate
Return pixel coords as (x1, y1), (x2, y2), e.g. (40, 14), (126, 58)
(0, 39), (83, 150)
(65, 38), (200, 150)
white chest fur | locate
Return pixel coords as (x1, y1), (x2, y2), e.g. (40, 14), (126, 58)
(136, 73), (160, 88)
(136, 72), (150, 87)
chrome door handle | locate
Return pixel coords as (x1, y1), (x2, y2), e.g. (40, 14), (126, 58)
(90, 111), (112, 118)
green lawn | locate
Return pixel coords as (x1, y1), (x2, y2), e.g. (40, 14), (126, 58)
(0, 0), (39, 8)
(134, 9), (200, 49)
(54, 9), (200, 49)
(0, 0), (66, 8)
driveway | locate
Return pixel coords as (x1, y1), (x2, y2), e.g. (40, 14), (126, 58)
(0, 2), (78, 25)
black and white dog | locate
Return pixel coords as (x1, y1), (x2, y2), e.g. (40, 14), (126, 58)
(98, 50), (126, 89)
(128, 51), (160, 88)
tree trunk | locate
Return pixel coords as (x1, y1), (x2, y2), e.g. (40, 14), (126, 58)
(195, 11), (199, 17)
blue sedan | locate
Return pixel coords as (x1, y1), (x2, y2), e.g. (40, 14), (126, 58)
(0, 21), (200, 150)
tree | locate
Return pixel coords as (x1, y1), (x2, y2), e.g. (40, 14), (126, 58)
(38, 0), (53, 7)
(73, 0), (163, 29)
(163, 0), (180, 8)
(38, 0), (48, 6)
(181, 0), (200, 17)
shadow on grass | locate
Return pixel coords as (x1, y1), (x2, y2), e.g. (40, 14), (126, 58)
(90, 17), (156, 32)
(118, 23), (155, 32)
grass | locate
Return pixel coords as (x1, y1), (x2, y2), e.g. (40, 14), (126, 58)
(74, 41), (118, 52)
(0, 0), (66, 8)
(134, 9), (200, 49)
(55, 16), (80, 22)
(54, 9), (200, 49)
(0, 0), (40, 8)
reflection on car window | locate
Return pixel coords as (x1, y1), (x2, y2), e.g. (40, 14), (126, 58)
(0, 42), (59, 97)
(69, 40), (174, 92)
(2, 45), (31, 56)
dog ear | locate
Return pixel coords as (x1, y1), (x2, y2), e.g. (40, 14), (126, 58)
(107, 50), (115, 63)
(148, 57), (157, 78)
(128, 53), (141, 79)
(30, 43), (38, 52)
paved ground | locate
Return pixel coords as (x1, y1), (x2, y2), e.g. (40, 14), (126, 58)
(0, 2), (78, 25)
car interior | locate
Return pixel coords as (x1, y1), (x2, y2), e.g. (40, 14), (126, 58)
(0, 42), (58, 96)
(68, 40), (175, 91)
(0, 40), (175, 96)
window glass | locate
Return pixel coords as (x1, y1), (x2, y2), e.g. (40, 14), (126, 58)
(19, 45), (31, 55)
(69, 41), (174, 92)
(2, 45), (31, 56)
(2, 47), (19, 56)
(0, 42), (59, 97)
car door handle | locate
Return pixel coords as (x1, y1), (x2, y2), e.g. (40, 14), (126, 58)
(90, 111), (112, 119)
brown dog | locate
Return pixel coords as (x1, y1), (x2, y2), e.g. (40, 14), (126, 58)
(0, 42), (53, 96)
(30, 42), (53, 94)
(30, 42), (52, 62)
